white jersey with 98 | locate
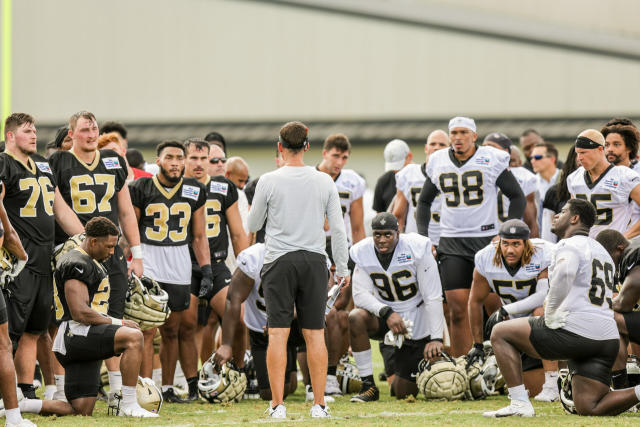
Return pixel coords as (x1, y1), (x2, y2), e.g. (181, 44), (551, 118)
(426, 146), (510, 238)
(474, 238), (554, 318)
(567, 165), (640, 238)
(328, 169), (366, 245)
(350, 233), (438, 339)
(497, 166), (537, 223)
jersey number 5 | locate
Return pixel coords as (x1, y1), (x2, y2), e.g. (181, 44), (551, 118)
(439, 171), (484, 207)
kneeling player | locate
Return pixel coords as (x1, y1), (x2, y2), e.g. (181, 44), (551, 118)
(485, 199), (640, 417)
(467, 219), (558, 400)
(19, 218), (157, 418)
(348, 213), (444, 401)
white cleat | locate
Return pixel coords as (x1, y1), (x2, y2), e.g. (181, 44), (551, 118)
(6, 419), (37, 427)
(325, 376), (343, 396)
(266, 403), (286, 418)
(310, 404), (331, 418)
(305, 385), (334, 403)
(118, 404), (159, 418)
(483, 398), (535, 418)
(534, 384), (559, 402)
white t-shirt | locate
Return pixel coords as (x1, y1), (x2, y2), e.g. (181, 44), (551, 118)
(142, 243), (192, 285)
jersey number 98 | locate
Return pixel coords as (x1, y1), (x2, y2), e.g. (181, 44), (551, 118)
(439, 171), (484, 207)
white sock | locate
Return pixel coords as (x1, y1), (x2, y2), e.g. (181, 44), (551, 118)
(108, 371), (122, 392)
(152, 368), (162, 387)
(55, 374), (65, 392)
(5, 408), (23, 424)
(544, 371), (558, 386)
(508, 384), (528, 402)
(44, 384), (57, 400)
(634, 385), (640, 401)
(19, 398), (43, 414)
(353, 349), (373, 377)
(161, 385), (172, 393)
(121, 385), (137, 407)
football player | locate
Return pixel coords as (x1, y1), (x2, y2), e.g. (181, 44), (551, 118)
(393, 129), (449, 236)
(128, 141), (211, 403)
(416, 117), (526, 356)
(467, 219), (557, 401)
(2, 113), (84, 400)
(49, 111), (144, 395)
(18, 217), (156, 418)
(567, 129), (640, 239)
(182, 138), (248, 399)
(348, 213), (444, 401)
(485, 199), (640, 417)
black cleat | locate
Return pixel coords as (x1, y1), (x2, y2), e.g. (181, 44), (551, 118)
(350, 384), (379, 403)
(162, 387), (189, 403)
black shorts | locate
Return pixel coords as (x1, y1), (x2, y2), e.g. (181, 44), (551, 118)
(370, 316), (427, 382)
(6, 268), (53, 342)
(191, 262), (231, 325)
(261, 251), (329, 330)
(378, 342), (397, 377)
(0, 289), (7, 325)
(54, 323), (120, 401)
(528, 316), (618, 386)
(158, 282), (191, 312)
(104, 245), (128, 319)
(249, 329), (298, 390)
(623, 312), (640, 345)
(438, 236), (493, 291)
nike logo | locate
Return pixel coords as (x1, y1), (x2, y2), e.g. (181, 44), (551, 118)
(225, 279), (231, 283)
(410, 373), (417, 378)
(627, 264), (636, 271)
(75, 266), (84, 274)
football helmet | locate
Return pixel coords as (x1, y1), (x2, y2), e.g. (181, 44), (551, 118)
(52, 233), (85, 270)
(464, 356), (487, 400)
(0, 247), (18, 287)
(108, 377), (163, 415)
(557, 369), (577, 414)
(481, 354), (506, 396)
(336, 356), (363, 394)
(417, 353), (468, 401)
(198, 354), (247, 403)
(124, 274), (170, 330)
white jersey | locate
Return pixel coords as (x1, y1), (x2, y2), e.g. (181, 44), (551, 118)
(395, 163), (442, 243)
(329, 169), (366, 245)
(238, 243), (268, 333)
(548, 235), (618, 340)
(474, 238), (554, 318)
(628, 161), (640, 231)
(497, 166), (537, 223)
(350, 233), (443, 340)
(567, 165), (640, 238)
(426, 146), (509, 237)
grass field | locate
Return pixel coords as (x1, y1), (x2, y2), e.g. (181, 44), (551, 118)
(21, 342), (640, 426)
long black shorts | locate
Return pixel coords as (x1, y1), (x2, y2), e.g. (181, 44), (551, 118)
(249, 329), (298, 391)
(623, 312), (640, 345)
(104, 245), (128, 319)
(528, 316), (618, 386)
(7, 268), (53, 342)
(438, 236), (493, 291)
(158, 282), (191, 313)
(54, 323), (120, 401)
(261, 251), (328, 330)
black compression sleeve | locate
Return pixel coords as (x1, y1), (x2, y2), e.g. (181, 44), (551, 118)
(496, 169), (526, 220)
(416, 177), (439, 236)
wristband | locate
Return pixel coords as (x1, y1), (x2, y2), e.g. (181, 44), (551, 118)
(111, 317), (124, 326)
(130, 245), (143, 259)
(379, 306), (393, 321)
(429, 338), (444, 343)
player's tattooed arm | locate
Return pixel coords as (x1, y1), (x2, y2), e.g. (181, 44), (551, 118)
(613, 266), (640, 313)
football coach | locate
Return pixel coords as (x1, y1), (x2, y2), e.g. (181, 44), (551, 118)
(248, 121), (349, 419)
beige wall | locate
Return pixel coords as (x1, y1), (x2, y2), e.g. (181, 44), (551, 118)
(3, 0), (640, 123)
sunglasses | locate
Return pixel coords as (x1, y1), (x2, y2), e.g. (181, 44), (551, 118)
(530, 154), (549, 161)
(210, 157), (227, 164)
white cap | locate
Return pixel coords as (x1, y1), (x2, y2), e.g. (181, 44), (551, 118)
(448, 116), (477, 133)
(384, 139), (410, 171)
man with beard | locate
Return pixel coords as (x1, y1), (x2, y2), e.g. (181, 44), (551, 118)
(128, 140), (211, 403)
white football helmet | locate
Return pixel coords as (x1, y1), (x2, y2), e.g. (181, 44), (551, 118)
(336, 356), (363, 394)
(198, 354), (247, 403)
(557, 369), (577, 414)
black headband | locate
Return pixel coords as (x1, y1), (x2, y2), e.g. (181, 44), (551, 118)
(575, 136), (603, 149)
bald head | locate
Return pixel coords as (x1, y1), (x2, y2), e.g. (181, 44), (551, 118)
(225, 156), (250, 189)
(425, 129), (450, 157)
(575, 129), (608, 172)
(578, 129), (605, 146)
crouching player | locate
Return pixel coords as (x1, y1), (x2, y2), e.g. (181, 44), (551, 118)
(348, 213), (444, 401)
(18, 218), (157, 418)
(467, 219), (558, 400)
(485, 199), (640, 417)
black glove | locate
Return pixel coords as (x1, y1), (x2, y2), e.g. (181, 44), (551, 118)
(198, 265), (214, 302)
(466, 343), (485, 368)
(483, 306), (509, 342)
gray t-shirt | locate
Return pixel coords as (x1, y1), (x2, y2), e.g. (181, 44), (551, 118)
(247, 165), (349, 276)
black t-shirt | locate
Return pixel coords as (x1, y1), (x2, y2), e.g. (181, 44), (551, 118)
(54, 248), (110, 322)
(372, 170), (397, 213)
(129, 176), (207, 246)
(49, 149), (128, 245)
(0, 153), (56, 274)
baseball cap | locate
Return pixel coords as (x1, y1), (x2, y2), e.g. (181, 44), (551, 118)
(371, 212), (399, 231)
(484, 132), (512, 151)
(499, 219), (530, 240)
(384, 139), (410, 171)
(448, 116), (477, 133)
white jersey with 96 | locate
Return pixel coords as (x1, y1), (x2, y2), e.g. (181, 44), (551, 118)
(497, 166), (537, 223)
(328, 169), (366, 245)
(426, 146), (510, 237)
(567, 165), (640, 238)
(474, 238), (554, 318)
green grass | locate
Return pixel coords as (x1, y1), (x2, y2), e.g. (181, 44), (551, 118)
(25, 342), (640, 426)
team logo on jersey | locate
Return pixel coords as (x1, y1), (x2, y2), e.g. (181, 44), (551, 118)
(182, 185), (200, 200)
(102, 157), (121, 170)
(474, 156), (491, 166)
(35, 162), (52, 174)
(210, 181), (228, 196)
(525, 263), (541, 273)
(603, 178), (619, 189)
(396, 252), (413, 264)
